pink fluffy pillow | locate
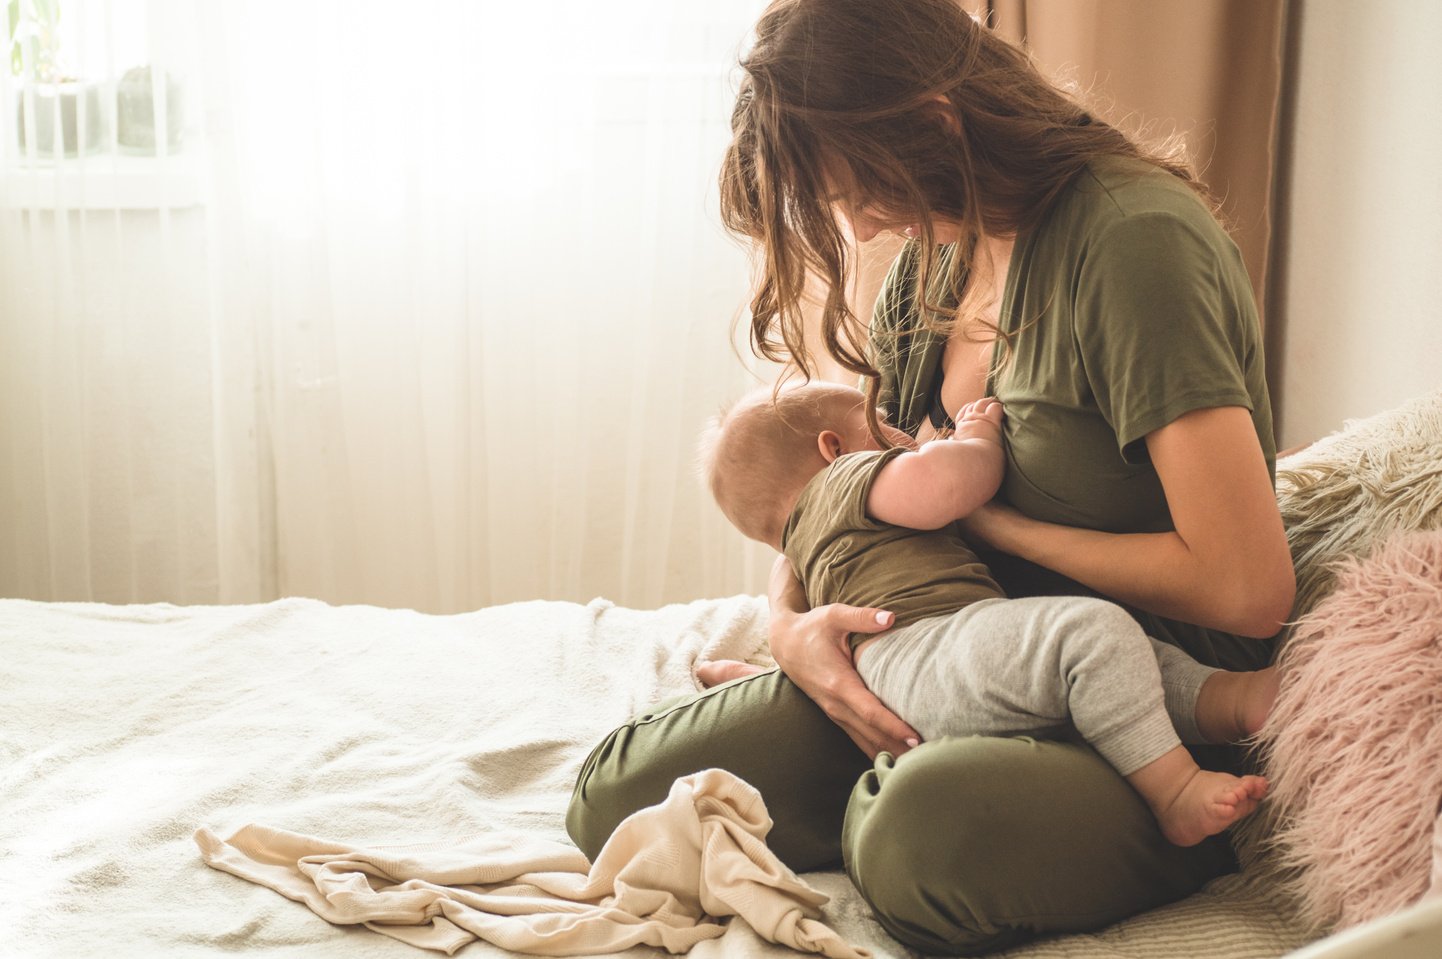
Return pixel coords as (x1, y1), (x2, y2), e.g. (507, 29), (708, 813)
(1258, 528), (1442, 931)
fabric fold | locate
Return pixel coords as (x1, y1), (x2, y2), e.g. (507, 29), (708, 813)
(196, 768), (868, 958)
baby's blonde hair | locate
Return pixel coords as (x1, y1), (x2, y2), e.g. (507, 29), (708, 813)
(698, 382), (863, 545)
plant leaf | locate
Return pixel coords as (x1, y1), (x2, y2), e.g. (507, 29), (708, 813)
(34, 0), (58, 30)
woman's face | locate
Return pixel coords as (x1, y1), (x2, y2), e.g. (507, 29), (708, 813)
(830, 196), (966, 245)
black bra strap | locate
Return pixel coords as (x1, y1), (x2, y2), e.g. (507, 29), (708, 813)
(928, 386), (955, 432)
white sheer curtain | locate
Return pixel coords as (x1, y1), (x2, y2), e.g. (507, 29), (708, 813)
(0, 0), (778, 611)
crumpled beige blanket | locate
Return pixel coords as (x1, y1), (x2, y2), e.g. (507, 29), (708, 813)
(195, 768), (869, 958)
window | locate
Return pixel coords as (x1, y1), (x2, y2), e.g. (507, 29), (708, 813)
(2, 0), (199, 208)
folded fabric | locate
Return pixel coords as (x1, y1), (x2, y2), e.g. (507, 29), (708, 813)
(195, 768), (869, 958)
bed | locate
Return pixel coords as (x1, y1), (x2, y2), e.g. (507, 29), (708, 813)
(4, 390), (1439, 959)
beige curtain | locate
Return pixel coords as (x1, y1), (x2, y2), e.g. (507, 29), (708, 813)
(810, 0), (1289, 373)
(982, 0), (1288, 323)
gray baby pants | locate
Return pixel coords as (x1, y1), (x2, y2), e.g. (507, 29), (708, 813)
(855, 595), (1220, 776)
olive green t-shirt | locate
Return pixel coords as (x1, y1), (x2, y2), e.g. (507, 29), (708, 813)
(781, 447), (1004, 648)
(869, 157), (1276, 671)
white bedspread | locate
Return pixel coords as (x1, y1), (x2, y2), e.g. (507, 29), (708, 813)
(0, 595), (1314, 959)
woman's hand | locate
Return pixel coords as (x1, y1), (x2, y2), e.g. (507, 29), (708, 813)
(762, 555), (919, 759)
(769, 603), (919, 759)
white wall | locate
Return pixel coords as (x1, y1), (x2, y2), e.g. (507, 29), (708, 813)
(1275, 0), (1442, 447)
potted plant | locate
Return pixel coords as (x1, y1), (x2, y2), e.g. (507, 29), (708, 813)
(7, 0), (104, 159)
(117, 64), (182, 155)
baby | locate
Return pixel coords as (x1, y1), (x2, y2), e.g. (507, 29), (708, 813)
(699, 380), (1274, 847)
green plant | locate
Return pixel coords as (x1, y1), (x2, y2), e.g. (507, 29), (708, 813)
(7, 0), (62, 82)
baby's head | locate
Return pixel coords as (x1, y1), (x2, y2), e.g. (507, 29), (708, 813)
(699, 381), (911, 549)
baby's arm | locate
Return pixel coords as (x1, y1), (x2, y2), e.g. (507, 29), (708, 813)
(866, 398), (1005, 530)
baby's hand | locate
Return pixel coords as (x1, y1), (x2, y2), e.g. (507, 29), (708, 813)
(953, 397), (1004, 444)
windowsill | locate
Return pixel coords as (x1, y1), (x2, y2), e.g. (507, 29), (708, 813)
(1, 149), (203, 210)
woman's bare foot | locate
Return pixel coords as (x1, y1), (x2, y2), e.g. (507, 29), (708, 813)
(1152, 769), (1269, 847)
(1127, 745), (1269, 846)
(1194, 666), (1281, 743)
(695, 659), (769, 688)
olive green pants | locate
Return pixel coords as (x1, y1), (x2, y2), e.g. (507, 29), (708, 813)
(567, 667), (1244, 955)
(566, 559), (1274, 955)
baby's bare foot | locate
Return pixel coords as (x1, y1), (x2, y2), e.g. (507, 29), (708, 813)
(695, 660), (768, 688)
(1157, 770), (1268, 847)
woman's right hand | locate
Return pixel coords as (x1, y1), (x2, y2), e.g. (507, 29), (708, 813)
(768, 583), (921, 760)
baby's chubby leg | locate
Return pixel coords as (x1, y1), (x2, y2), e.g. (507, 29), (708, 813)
(954, 596), (1269, 847)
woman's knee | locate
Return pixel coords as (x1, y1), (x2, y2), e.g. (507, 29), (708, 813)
(565, 683), (747, 860)
(566, 669), (869, 870)
(842, 737), (1041, 954)
(566, 722), (638, 861)
(842, 735), (1235, 955)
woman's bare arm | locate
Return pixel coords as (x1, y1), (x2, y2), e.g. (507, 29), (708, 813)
(867, 398), (1005, 529)
(964, 406), (1295, 638)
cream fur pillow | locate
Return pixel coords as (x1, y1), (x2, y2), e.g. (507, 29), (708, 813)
(1276, 388), (1442, 621)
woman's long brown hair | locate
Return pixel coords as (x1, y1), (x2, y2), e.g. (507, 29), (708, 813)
(719, 0), (1210, 441)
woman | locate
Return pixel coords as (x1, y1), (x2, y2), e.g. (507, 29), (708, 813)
(567, 0), (1295, 953)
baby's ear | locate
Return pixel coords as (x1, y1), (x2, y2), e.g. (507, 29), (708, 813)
(817, 430), (845, 463)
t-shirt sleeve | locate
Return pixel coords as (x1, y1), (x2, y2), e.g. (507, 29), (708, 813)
(1073, 212), (1254, 464)
(816, 448), (908, 532)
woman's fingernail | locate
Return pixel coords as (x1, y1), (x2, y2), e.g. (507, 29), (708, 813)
(905, 738), (920, 748)
(875, 611), (891, 625)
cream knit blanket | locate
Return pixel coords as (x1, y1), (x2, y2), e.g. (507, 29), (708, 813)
(2, 580), (1313, 956)
(196, 770), (867, 958)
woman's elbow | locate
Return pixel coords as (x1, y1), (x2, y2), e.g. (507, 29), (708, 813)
(1229, 563), (1297, 639)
